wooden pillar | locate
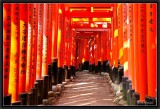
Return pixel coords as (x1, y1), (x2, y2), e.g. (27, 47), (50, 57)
(127, 4), (132, 81)
(36, 4), (43, 80)
(26, 4), (33, 92)
(9, 4), (20, 103)
(113, 4), (119, 68)
(42, 4), (49, 76)
(122, 4), (128, 77)
(146, 3), (157, 98)
(19, 4), (28, 93)
(52, 4), (58, 59)
(30, 4), (38, 88)
(137, 4), (147, 101)
(117, 4), (124, 65)
(47, 4), (53, 65)
(3, 4), (11, 97)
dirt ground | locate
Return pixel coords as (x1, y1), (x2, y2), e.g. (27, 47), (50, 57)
(54, 71), (119, 106)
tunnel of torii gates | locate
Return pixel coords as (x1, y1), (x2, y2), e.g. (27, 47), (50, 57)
(3, 3), (157, 106)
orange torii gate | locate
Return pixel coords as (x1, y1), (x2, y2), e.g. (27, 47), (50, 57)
(3, 3), (157, 106)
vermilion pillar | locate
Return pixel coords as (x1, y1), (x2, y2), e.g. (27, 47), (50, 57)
(97, 33), (101, 62)
(106, 31), (110, 61)
(36, 4), (43, 80)
(3, 4), (11, 97)
(113, 4), (118, 68)
(117, 4), (124, 65)
(122, 4), (128, 77)
(83, 38), (89, 62)
(100, 32), (104, 62)
(91, 39), (95, 65)
(133, 4), (139, 93)
(42, 4), (49, 75)
(63, 16), (68, 66)
(30, 4), (38, 88)
(137, 4), (147, 101)
(111, 21), (114, 67)
(107, 29), (111, 64)
(127, 4), (132, 81)
(94, 34), (98, 66)
(128, 4), (135, 88)
(52, 4), (58, 59)
(79, 39), (83, 65)
(110, 18), (114, 67)
(46, 4), (54, 66)
(19, 4), (28, 93)
(146, 3), (157, 98)
(65, 17), (71, 67)
(26, 4), (33, 92)
(57, 5), (63, 67)
(67, 28), (72, 66)
(103, 32), (107, 61)
(9, 4), (20, 103)
(101, 32), (107, 62)
(70, 30), (76, 66)
(60, 5), (65, 67)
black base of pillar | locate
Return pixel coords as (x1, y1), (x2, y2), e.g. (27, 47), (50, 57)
(108, 66), (112, 79)
(137, 100), (146, 105)
(67, 68), (71, 79)
(106, 60), (110, 72)
(58, 67), (63, 84)
(52, 58), (58, 85)
(36, 79), (44, 105)
(98, 61), (101, 73)
(34, 82), (39, 105)
(48, 64), (52, 91)
(132, 92), (140, 105)
(129, 89), (135, 105)
(145, 96), (156, 105)
(79, 63), (82, 71)
(84, 61), (89, 70)
(82, 63), (84, 70)
(19, 92), (28, 105)
(64, 65), (68, 80)
(92, 64), (95, 73)
(43, 75), (49, 99)
(112, 67), (118, 84)
(122, 76), (128, 100)
(89, 64), (92, 72)
(73, 66), (76, 76)
(102, 61), (107, 72)
(117, 66), (124, 84)
(62, 68), (65, 82)
(27, 92), (33, 105)
(3, 93), (11, 105)
(126, 80), (132, 105)
(70, 65), (76, 76)
(31, 87), (37, 105)
(95, 65), (98, 74)
(11, 101), (22, 105)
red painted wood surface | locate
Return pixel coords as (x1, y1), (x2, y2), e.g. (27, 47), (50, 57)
(9, 4), (20, 102)
(19, 4), (28, 93)
(42, 4), (49, 75)
(117, 4), (124, 65)
(146, 3), (157, 98)
(30, 4), (38, 88)
(36, 4), (43, 80)
(3, 4), (11, 96)
(52, 4), (59, 59)
(137, 4), (147, 101)
(122, 4), (128, 77)
(26, 4), (33, 92)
